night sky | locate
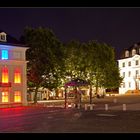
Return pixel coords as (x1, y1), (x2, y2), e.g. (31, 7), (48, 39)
(1, 8), (140, 59)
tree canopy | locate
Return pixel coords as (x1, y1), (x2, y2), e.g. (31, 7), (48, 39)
(20, 26), (122, 103)
(20, 26), (64, 103)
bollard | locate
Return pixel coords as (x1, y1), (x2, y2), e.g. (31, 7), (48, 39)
(65, 103), (68, 109)
(90, 104), (93, 110)
(113, 98), (117, 103)
(78, 104), (80, 109)
(123, 104), (126, 111)
(85, 104), (88, 110)
(105, 104), (108, 111)
(68, 103), (72, 108)
(71, 103), (75, 108)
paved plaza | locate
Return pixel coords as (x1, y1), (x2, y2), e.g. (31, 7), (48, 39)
(1, 95), (140, 133)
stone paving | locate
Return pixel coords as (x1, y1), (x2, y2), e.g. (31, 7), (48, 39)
(0, 95), (140, 133)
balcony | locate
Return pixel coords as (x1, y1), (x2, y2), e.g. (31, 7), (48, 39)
(0, 82), (11, 87)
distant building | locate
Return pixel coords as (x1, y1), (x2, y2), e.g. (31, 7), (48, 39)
(118, 42), (140, 95)
(0, 31), (28, 107)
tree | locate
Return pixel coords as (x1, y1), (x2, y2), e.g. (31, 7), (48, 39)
(20, 26), (64, 103)
(86, 40), (122, 95)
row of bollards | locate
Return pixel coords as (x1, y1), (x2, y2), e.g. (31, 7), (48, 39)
(84, 104), (94, 110)
(104, 103), (126, 111)
(66, 102), (127, 111)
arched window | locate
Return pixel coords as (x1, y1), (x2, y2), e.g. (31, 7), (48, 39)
(14, 68), (21, 83)
(132, 49), (136, 56)
(2, 67), (8, 83)
(125, 50), (129, 57)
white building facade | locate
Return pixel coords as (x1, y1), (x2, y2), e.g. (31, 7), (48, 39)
(0, 31), (28, 107)
(118, 43), (140, 94)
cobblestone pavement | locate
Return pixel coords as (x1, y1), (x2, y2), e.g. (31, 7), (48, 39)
(1, 95), (140, 133)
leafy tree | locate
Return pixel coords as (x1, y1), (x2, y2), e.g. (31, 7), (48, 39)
(20, 26), (64, 103)
(86, 41), (122, 95)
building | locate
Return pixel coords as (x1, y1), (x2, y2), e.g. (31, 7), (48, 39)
(0, 31), (28, 107)
(118, 42), (140, 95)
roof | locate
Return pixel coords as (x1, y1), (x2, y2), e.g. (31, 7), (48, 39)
(0, 30), (27, 47)
(120, 42), (140, 59)
(65, 78), (90, 87)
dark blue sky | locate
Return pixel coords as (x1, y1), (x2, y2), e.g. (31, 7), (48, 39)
(1, 8), (140, 58)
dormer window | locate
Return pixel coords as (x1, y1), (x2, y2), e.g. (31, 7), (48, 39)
(139, 48), (140, 54)
(125, 50), (129, 57)
(0, 32), (7, 42)
(132, 49), (136, 56)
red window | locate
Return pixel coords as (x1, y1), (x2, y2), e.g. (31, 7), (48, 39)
(2, 67), (8, 83)
(14, 68), (21, 83)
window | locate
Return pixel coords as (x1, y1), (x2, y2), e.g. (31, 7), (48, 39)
(129, 82), (131, 88)
(136, 70), (139, 76)
(13, 52), (21, 59)
(123, 72), (125, 77)
(14, 68), (21, 83)
(2, 92), (8, 102)
(128, 71), (131, 77)
(125, 50), (129, 57)
(132, 49), (136, 56)
(1, 35), (5, 40)
(128, 61), (131, 66)
(2, 67), (8, 83)
(14, 91), (21, 102)
(122, 62), (125, 67)
(2, 50), (8, 60)
(136, 60), (139, 65)
(0, 32), (6, 42)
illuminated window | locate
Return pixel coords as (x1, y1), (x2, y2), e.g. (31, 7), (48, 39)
(129, 82), (131, 88)
(136, 60), (139, 65)
(128, 61), (131, 66)
(2, 92), (8, 102)
(14, 68), (21, 83)
(136, 70), (139, 76)
(14, 91), (21, 102)
(1, 50), (8, 60)
(123, 72), (125, 78)
(122, 62), (125, 67)
(2, 67), (8, 83)
(128, 71), (131, 77)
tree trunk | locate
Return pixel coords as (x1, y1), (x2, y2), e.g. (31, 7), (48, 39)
(96, 77), (99, 95)
(33, 86), (39, 104)
(64, 87), (67, 108)
(96, 85), (98, 93)
(89, 84), (92, 104)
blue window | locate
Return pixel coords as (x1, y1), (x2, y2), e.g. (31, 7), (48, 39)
(2, 50), (8, 60)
